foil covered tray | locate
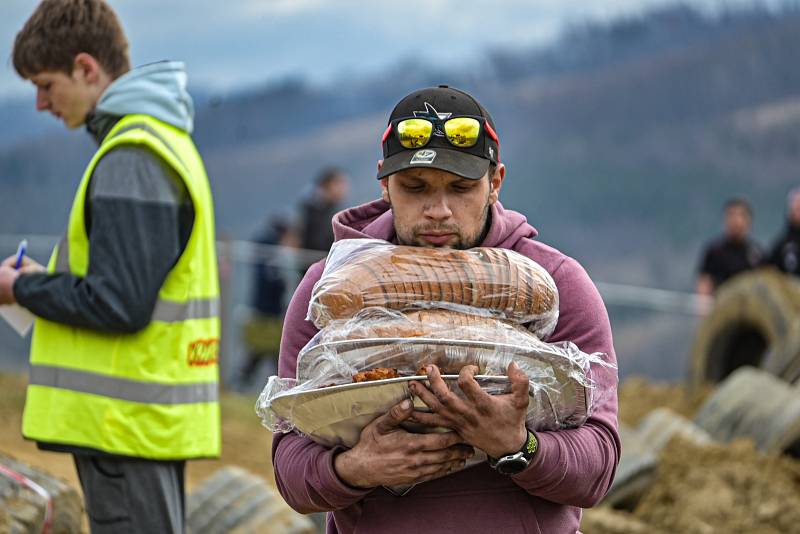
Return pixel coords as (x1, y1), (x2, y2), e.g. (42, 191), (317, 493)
(293, 337), (592, 434)
(267, 364), (589, 449)
(268, 375), (515, 448)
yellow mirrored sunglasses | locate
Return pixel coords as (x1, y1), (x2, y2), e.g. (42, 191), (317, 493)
(382, 116), (499, 150)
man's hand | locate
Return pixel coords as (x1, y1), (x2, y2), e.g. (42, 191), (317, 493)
(1, 255), (45, 273)
(408, 363), (530, 459)
(0, 266), (21, 305)
(0, 255), (45, 305)
(334, 398), (475, 489)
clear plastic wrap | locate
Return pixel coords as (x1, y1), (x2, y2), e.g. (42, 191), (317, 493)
(307, 239), (559, 339)
(256, 307), (614, 446)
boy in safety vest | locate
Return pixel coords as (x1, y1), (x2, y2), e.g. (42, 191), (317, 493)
(0, 1), (220, 531)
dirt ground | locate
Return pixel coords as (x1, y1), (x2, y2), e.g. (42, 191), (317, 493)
(616, 375), (712, 426)
(6, 372), (800, 534)
(635, 437), (800, 533)
(0, 373), (274, 498)
(582, 377), (800, 534)
(584, 436), (800, 534)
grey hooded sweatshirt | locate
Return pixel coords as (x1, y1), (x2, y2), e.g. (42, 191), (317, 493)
(14, 61), (196, 334)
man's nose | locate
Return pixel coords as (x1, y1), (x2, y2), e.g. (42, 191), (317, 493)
(35, 89), (49, 111)
(424, 194), (453, 221)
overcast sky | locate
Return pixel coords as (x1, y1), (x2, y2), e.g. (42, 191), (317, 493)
(0, 0), (787, 101)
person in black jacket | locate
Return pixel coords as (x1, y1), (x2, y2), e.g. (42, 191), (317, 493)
(766, 187), (800, 276)
(697, 198), (763, 295)
(238, 217), (299, 386)
(298, 167), (350, 255)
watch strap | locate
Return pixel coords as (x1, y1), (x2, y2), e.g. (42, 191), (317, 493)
(489, 430), (538, 469)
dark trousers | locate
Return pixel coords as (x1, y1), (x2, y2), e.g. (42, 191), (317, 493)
(74, 455), (186, 534)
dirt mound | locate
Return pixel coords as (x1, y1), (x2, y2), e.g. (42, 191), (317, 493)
(618, 376), (711, 426)
(585, 436), (800, 534)
(634, 436), (800, 534)
(581, 507), (663, 534)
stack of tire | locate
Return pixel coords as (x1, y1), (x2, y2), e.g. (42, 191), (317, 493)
(690, 268), (800, 385)
(187, 466), (315, 534)
(0, 454), (83, 533)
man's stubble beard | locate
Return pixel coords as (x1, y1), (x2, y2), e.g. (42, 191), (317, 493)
(391, 197), (492, 250)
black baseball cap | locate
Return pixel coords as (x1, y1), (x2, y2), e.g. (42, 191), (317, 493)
(377, 85), (500, 180)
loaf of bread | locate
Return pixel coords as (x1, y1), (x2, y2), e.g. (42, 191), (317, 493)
(308, 239), (558, 329)
(314, 308), (545, 347)
(295, 308), (556, 384)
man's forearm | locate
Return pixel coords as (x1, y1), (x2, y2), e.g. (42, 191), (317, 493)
(272, 432), (369, 514)
(511, 418), (620, 507)
(14, 269), (153, 333)
(13, 146), (191, 333)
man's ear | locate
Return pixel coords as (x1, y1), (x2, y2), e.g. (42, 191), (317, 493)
(72, 53), (104, 85)
(488, 163), (506, 205)
(378, 160), (391, 203)
(380, 177), (390, 204)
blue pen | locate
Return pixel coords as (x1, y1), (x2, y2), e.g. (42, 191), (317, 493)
(14, 240), (27, 270)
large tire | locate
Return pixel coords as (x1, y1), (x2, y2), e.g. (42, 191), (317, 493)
(0, 454), (83, 534)
(187, 466), (315, 534)
(694, 366), (800, 456)
(603, 425), (658, 510)
(690, 268), (800, 385)
(779, 326), (800, 383)
(604, 409), (711, 510)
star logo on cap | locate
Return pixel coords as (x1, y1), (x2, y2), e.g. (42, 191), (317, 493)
(413, 102), (452, 121)
(413, 103), (451, 136)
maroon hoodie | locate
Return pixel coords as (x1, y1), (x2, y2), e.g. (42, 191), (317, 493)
(272, 199), (620, 534)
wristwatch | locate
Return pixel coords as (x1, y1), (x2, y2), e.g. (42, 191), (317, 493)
(489, 430), (538, 475)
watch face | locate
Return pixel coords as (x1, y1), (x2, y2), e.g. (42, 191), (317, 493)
(496, 455), (529, 475)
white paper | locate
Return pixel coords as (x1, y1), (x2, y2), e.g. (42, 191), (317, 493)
(0, 304), (35, 336)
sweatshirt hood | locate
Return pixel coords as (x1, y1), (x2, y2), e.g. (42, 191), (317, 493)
(332, 198), (537, 249)
(94, 61), (194, 133)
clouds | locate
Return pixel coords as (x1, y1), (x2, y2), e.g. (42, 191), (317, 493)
(0, 0), (788, 100)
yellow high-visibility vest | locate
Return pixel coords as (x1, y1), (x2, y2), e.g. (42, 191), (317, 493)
(22, 114), (221, 459)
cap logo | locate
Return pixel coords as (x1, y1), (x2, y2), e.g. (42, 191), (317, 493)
(413, 102), (451, 137)
(410, 149), (437, 164)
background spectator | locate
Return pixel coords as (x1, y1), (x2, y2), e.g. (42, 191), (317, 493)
(238, 217), (299, 387)
(298, 167), (350, 255)
(766, 187), (800, 276)
(697, 198), (763, 295)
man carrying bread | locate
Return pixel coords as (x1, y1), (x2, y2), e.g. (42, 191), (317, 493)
(272, 85), (620, 533)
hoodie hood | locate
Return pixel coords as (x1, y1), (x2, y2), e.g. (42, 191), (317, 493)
(332, 198), (538, 249)
(94, 61), (194, 133)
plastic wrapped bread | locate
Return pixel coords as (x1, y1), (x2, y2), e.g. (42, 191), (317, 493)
(307, 239), (559, 338)
(297, 308), (554, 380)
(258, 307), (615, 436)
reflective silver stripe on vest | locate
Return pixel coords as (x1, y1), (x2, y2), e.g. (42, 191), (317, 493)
(29, 365), (218, 405)
(54, 235), (70, 273)
(112, 122), (188, 172)
(152, 298), (219, 322)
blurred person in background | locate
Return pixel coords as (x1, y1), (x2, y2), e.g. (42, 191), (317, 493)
(696, 197), (763, 295)
(238, 216), (299, 388)
(766, 187), (800, 276)
(298, 167), (350, 259)
(0, 1), (220, 532)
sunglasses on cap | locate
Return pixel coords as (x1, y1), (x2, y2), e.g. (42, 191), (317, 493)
(381, 115), (499, 150)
